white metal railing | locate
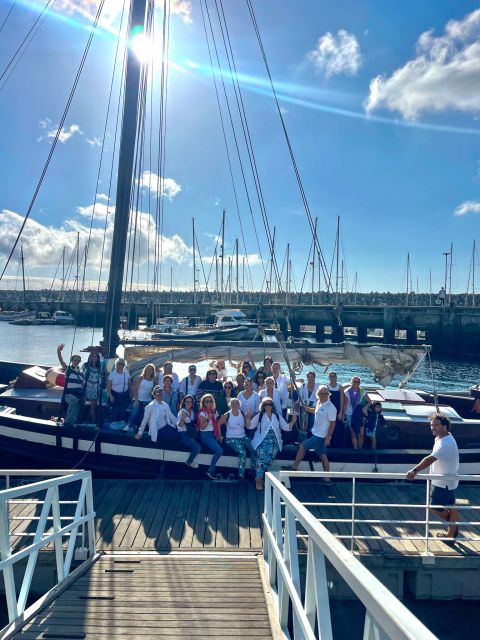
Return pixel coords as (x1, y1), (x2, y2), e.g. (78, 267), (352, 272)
(0, 470), (96, 628)
(278, 471), (480, 555)
(263, 472), (438, 640)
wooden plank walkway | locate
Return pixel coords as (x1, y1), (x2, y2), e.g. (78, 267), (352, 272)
(13, 555), (276, 639)
(10, 479), (264, 554)
(291, 480), (480, 559)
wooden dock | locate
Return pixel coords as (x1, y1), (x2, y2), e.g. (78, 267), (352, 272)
(10, 479), (264, 555)
(290, 479), (480, 559)
(12, 555), (276, 639)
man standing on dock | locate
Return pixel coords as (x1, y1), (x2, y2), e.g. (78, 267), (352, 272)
(406, 413), (459, 545)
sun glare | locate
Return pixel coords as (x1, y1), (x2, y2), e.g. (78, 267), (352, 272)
(131, 32), (154, 64)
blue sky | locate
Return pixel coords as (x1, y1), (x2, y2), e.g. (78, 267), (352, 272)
(0, 0), (479, 295)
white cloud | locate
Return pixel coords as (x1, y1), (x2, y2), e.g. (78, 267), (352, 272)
(137, 171), (182, 200)
(0, 206), (192, 277)
(46, 0), (192, 28)
(365, 9), (480, 119)
(86, 137), (102, 147)
(96, 193), (110, 202)
(454, 200), (480, 216)
(76, 202), (113, 221)
(38, 119), (83, 144)
(307, 30), (362, 77)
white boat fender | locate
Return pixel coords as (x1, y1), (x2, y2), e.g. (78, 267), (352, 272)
(45, 367), (66, 388)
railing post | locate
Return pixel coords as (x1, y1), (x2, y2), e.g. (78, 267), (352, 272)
(51, 484), (65, 581)
(305, 539), (333, 640)
(350, 477), (356, 552)
(284, 508), (302, 638)
(425, 478), (431, 556)
(0, 498), (18, 622)
(85, 473), (96, 557)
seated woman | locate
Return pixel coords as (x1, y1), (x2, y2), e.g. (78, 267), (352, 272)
(208, 359), (228, 382)
(253, 370), (266, 391)
(177, 395), (202, 469)
(135, 386), (178, 447)
(162, 374), (180, 416)
(218, 399), (254, 480)
(106, 357), (132, 424)
(197, 394), (224, 480)
(125, 363), (157, 432)
(246, 397), (296, 491)
(258, 376), (283, 415)
(237, 378), (260, 417)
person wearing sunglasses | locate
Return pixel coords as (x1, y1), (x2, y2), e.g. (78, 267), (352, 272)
(56, 343), (84, 428)
(135, 385), (178, 446)
(290, 385), (337, 483)
(197, 394), (223, 480)
(246, 396), (296, 490)
(179, 365), (201, 401)
(218, 398), (254, 480)
(253, 371), (266, 391)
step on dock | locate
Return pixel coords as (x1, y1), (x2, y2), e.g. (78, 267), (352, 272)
(12, 554), (278, 639)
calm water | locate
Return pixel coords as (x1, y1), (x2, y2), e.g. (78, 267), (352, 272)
(0, 322), (478, 391)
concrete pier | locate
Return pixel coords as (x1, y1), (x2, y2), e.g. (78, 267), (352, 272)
(4, 300), (480, 355)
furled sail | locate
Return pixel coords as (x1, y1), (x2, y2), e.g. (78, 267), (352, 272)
(124, 341), (426, 387)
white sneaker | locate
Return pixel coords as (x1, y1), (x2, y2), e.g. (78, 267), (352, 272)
(186, 461), (199, 469)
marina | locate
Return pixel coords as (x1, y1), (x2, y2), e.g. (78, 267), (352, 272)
(1, 0), (480, 637)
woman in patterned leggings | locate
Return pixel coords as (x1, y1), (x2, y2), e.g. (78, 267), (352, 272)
(218, 398), (254, 479)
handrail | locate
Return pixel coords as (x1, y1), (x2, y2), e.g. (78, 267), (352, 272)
(278, 470), (480, 554)
(263, 472), (438, 640)
(0, 470), (96, 629)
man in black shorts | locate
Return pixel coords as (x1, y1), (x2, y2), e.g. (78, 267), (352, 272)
(406, 413), (459, 545)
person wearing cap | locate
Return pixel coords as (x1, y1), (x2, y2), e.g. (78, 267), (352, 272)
(135, 385), (178, 446)
(106, 357), (132, 423)
(290, 385), (337, 481)
(179, 365), (202, 400)
(157, 361), (180, 391)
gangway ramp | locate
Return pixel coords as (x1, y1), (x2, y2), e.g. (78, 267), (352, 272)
(11, 554), (278, 639)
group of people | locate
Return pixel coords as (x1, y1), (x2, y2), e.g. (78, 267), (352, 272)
(56, 347), (393, 490)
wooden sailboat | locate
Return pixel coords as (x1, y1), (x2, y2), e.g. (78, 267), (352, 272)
(0, 0), (479, 477)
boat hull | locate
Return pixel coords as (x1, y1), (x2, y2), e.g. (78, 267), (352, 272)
(1, 413), (479, 478)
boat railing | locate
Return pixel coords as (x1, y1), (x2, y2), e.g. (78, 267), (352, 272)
(0, 469), (96, 633)
(278, 470), (480, 555)
(263, 471), (438, 640)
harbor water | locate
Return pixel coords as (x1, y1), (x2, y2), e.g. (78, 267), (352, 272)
(0, 322), (478, 391)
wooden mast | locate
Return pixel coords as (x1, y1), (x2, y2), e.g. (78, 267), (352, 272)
(103, 0), (148, 356)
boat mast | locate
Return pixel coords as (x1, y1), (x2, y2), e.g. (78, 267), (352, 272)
(473, 239), (476, 307)
(335, 215), (340, 307)
(311, 217), (317, 305)
(192, 218), (197, 304)
(103, 0), (148, 356)
(429, 268), (432, 306)
(268, 226), (276, 303)
(235, 238), (239, 304)
(448, 241), (453, 305)
(220, 209), (225, 305)
(20, 244), (27, 311)
(353, 271), (358, 305)
(405, 253), (410, 306)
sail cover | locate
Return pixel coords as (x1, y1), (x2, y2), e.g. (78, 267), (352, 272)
(124, 341), (426, 387)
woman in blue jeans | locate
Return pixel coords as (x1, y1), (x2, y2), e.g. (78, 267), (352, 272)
(197, 394), (223, 480)
(176, 395), (202, 469)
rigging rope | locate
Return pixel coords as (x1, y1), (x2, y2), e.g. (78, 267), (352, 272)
(0, 0), (17, 35)
(244, 0), (334, 297)
(0, 0), (107, 282)
(0, 0), (55, 89)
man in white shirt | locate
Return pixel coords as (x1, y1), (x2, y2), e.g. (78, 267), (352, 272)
(135, 386), (178, 446)
(179, 365), (202, 399)
(290, 386), (337, 482)
(406, 413), (459, 545)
